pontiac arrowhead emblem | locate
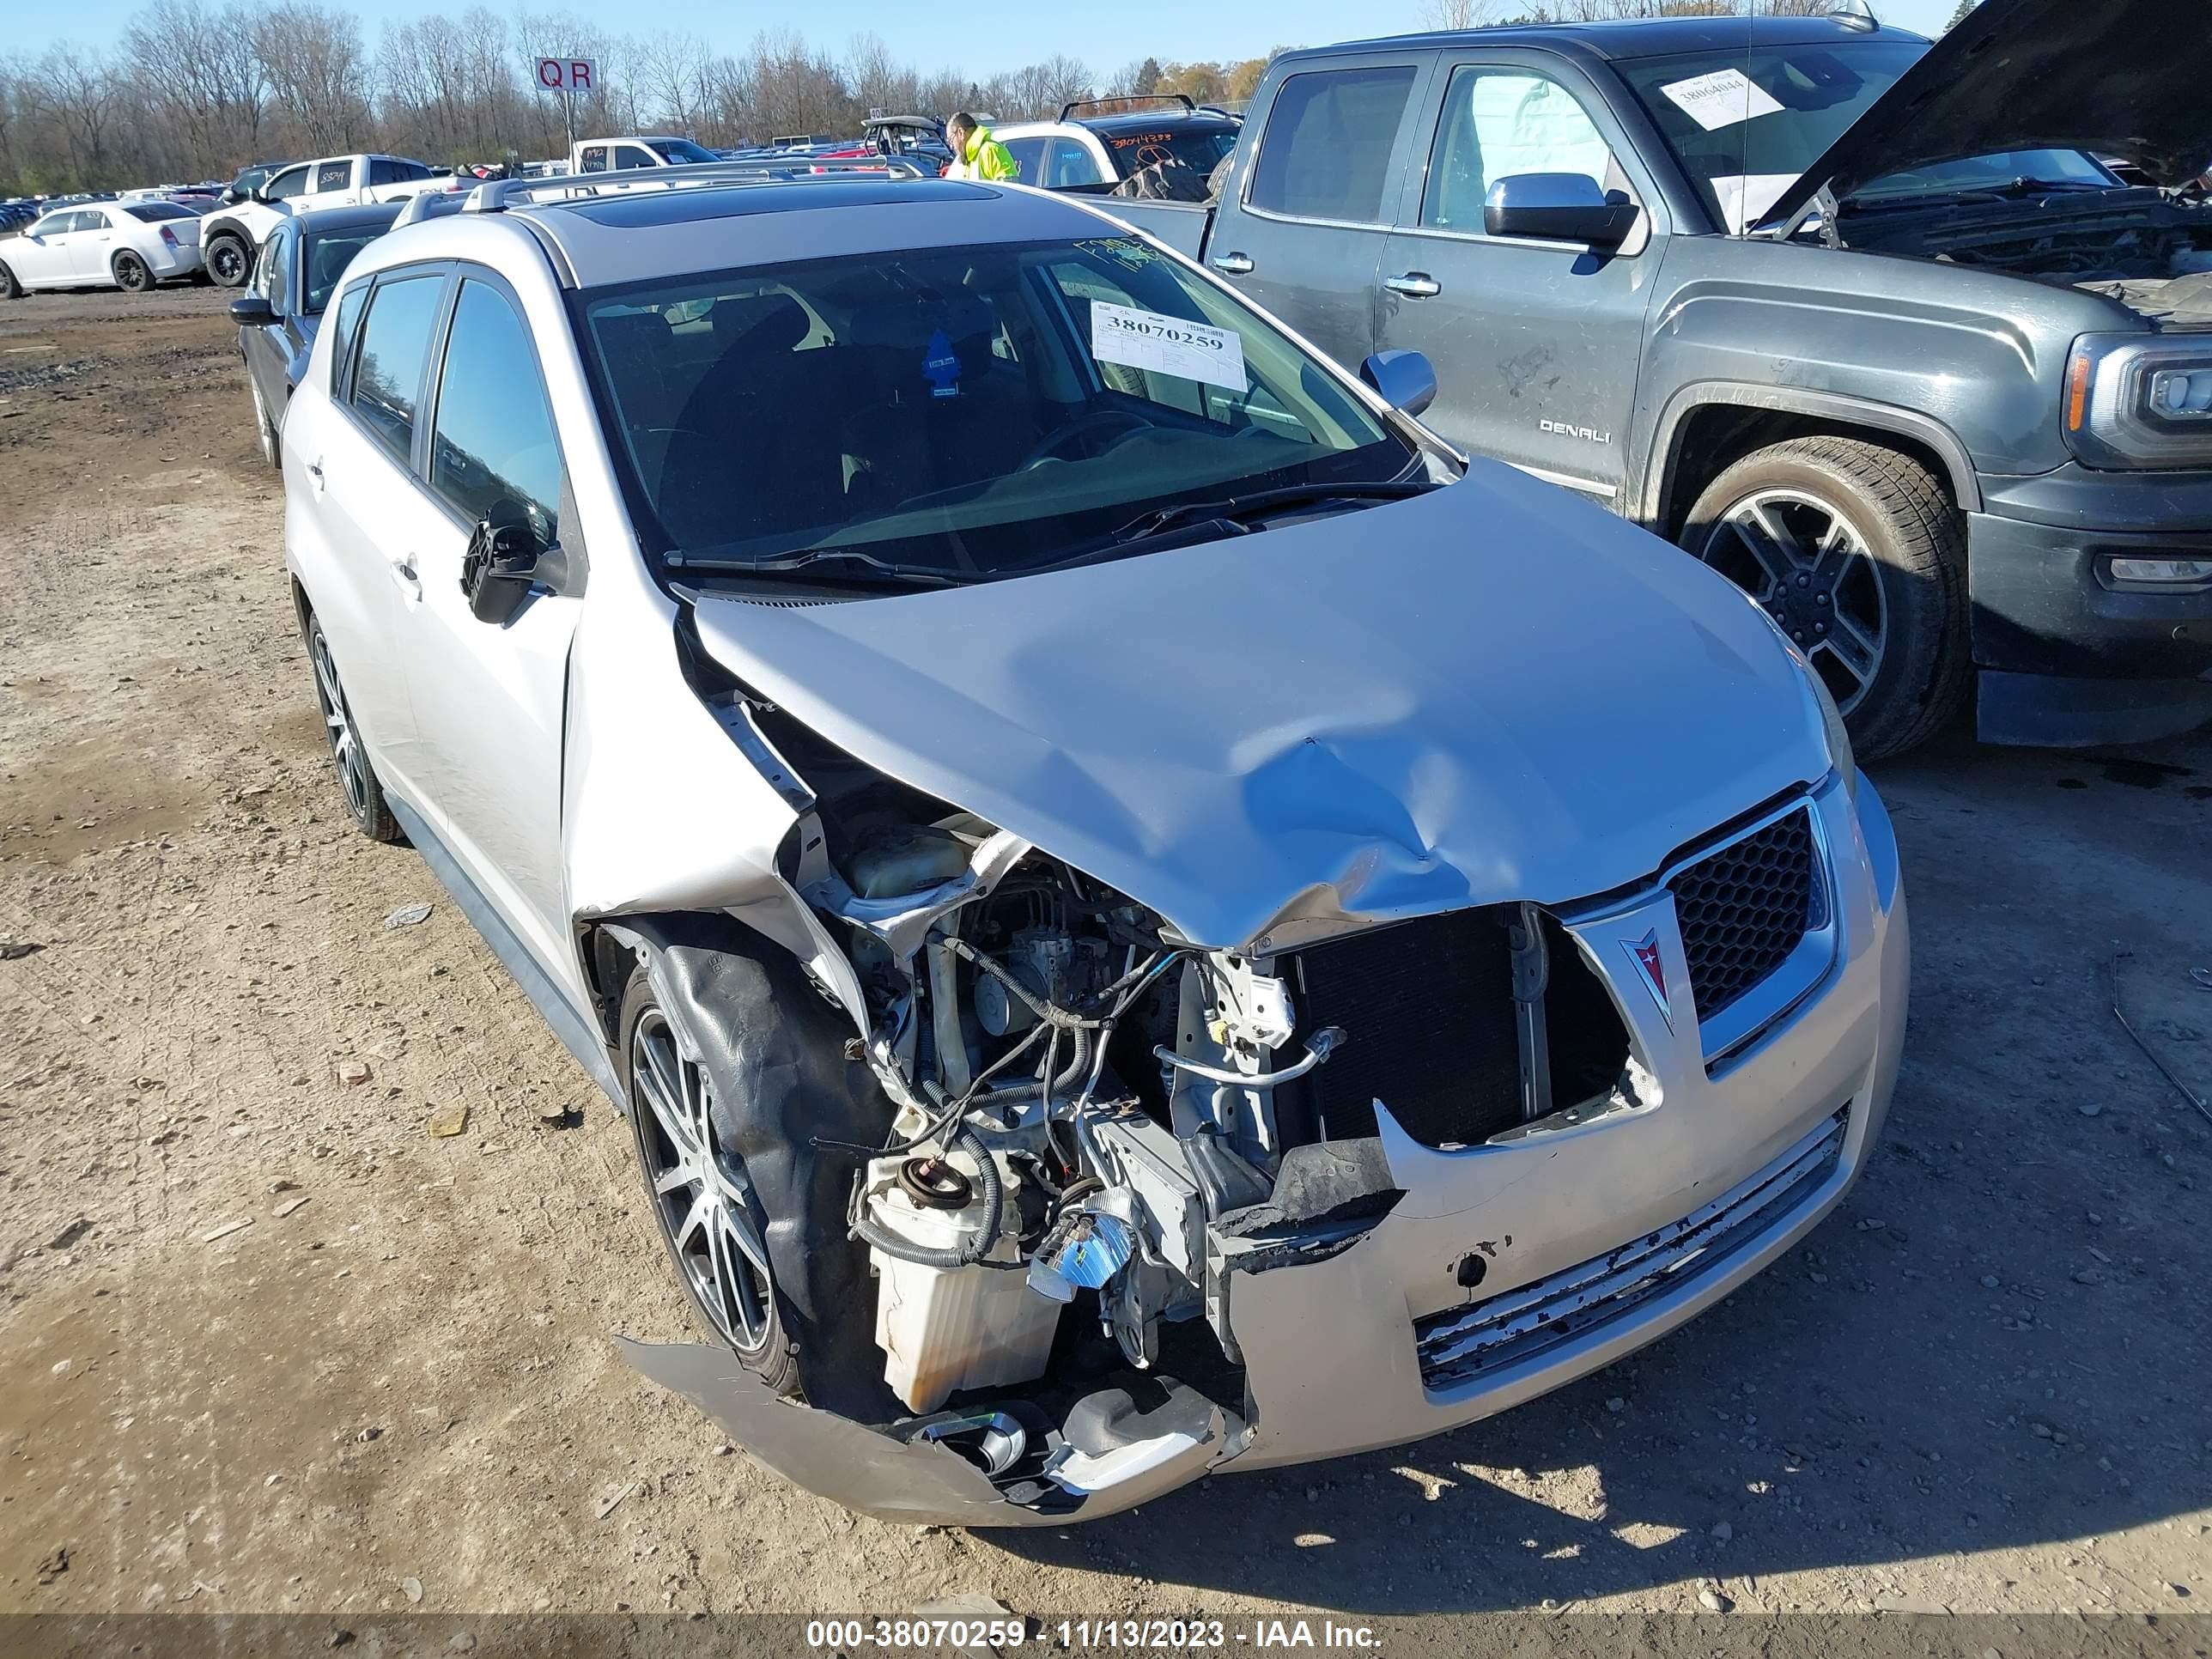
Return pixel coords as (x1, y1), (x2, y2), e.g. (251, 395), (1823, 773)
(1624, 929), (1671, 1024)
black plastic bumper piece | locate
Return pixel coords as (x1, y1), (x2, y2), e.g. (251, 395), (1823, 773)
(1966, 508), (2212, 747)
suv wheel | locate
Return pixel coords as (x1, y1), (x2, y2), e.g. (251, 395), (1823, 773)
(1684, 436), (1969, 760)
(620, 967), (800, 1395)
(205, 233), (250, 288)
(112, 251), (152, 294)
(303, 611), (401, 842)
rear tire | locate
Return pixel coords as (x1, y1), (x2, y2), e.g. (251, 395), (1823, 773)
(620, 964), (802, 1397)
(302, 610), (401, 843)
(112, 251), (151, 294)
(205, 233), (250, 288)
(1682, 436), (1970, 761)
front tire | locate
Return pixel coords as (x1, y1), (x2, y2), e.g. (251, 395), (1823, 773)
(302, 610), (401, 842)
(205, 233), (250, 288)
(1683, 436), (1970, 761)
(620, 966), (800, 1395)
(0, 261), (20, 301)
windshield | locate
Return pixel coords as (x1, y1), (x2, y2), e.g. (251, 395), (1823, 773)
(303, 228), (386, 313)
(650, 138), (720, 165)
(577, 235), (1411, 586)
(1102, 125), (1239, 179)
(1616, 40), (2118, 231)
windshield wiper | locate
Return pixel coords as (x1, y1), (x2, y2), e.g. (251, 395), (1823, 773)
(1104, 479), (1439, 545)
(665, 547), (969, 588)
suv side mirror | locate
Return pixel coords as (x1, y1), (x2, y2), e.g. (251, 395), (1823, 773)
(229, 295), (276, 325)
(462, 517), (547, 625)
(223, 185), (247, 204)
(1485, 173), (1640, 249)
(1361, 349), (1438, 419)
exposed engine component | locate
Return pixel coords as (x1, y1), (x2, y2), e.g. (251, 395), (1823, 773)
(787, 791), (1642, 1425)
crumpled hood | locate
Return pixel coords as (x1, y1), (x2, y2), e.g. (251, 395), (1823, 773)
(691, 463), (1826, 951)
(1760, 0), (2212, 231)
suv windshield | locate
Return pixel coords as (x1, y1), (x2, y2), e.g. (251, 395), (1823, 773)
(1099, 124), (1240, 179)
(1615, 40), (2118, 231)
(578, 234), (1413, 586)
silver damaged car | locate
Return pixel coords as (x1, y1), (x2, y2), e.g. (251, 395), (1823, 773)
(281, 166), (1910, 1524)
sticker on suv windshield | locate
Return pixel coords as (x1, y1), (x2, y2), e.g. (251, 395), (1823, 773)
(1660, 68), (1784, 133)
(1090, 301), (1248, 391)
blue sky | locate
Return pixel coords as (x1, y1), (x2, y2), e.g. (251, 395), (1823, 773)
(3, 0), (1964, 76)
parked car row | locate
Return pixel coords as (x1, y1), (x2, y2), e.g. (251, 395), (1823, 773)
(0, 197), (204, 295)
(270, 127), (1903, 1526)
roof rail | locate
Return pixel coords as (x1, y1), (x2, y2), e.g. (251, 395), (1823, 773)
(462, 157), (928, 213)
(392, 189), (469, 228)
(1059, 93), (1197, 123)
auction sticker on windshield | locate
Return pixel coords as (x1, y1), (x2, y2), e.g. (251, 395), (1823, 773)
(1091, 301), (1248, 392)
(1660, 67), (1784, 132)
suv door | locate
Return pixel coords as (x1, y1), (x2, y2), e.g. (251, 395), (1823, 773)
(303, 266), (453, 793)
(400, 272), (581, 971)
(1206, 52), (1435, 372)
(1376, 52), (1668, 505)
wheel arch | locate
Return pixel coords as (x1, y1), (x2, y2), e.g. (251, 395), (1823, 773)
(1642, 385), (1980, 541)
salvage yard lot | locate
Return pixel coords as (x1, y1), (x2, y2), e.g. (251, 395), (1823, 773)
(1, 286), (2208, 1625)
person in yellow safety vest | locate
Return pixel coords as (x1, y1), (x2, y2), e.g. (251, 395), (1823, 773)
(943, 112), (1019, 183)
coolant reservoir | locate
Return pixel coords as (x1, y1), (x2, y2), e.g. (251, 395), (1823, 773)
(866, 1149), (1062, 1413)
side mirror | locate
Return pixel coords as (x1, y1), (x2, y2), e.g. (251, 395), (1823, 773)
(1484, 173), (1640, 249)
(223, 185), (247, 204)
(1362, 349), (1438, 419)
(229, 295), (276, 325)
(462, 517), (544, 625)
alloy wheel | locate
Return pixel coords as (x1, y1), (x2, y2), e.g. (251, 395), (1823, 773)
(210, 239), (246, 286)
(1698, 487), (1890, 715)
(630, 1009), (779, 1355)
(307, 621), (374, 824)
(114, 253), (150, 294)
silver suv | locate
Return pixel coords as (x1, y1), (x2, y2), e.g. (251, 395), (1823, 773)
(283, 167), (1909, 1524)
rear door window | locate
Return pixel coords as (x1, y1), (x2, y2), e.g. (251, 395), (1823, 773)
(1248, 66), (1419, 223)
(315, 161), (352, 192)
(346, 272), (447, 462)
(1001, 137), (1045, 183)
(428, 279), (564, 546)
(579, 145), (609, 173)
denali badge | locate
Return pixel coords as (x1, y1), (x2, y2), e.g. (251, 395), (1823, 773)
(1540, 418), (1613, 446)
(1624, 929), (1671, 1024)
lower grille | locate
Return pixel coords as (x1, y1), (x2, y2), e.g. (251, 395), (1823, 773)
(1668, 808), (1821, 1023)
(1414, 1109), (1848, 1389)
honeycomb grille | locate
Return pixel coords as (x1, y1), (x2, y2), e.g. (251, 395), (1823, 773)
(1668, 809), (1820, 1022)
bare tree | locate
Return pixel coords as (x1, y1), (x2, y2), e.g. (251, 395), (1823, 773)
(31, 45), (122, 185)
(254, 3), (369, 153)
(123, 0), (270, 175)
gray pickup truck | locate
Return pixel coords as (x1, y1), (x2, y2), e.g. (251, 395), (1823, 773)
(1103, 0), (2212, 757)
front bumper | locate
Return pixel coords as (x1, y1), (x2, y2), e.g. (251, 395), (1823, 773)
(1215, 773), (1905, 1471)
(620, 777), (1908, 1523)
(1970, 466), (2212, 746)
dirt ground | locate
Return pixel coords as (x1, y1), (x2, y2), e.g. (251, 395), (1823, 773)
(1, 284), (2208, 1634)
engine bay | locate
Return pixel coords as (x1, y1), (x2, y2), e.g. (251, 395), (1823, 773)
(1830, 186), (2212, 325)
(745, 694), (1646, 1463)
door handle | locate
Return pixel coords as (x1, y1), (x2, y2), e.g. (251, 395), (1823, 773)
(1210, 252), (1255, 276)
(388, 556), (421, 601)
(305, 459), (325, 493)
(1384, 272), (1443, 298)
